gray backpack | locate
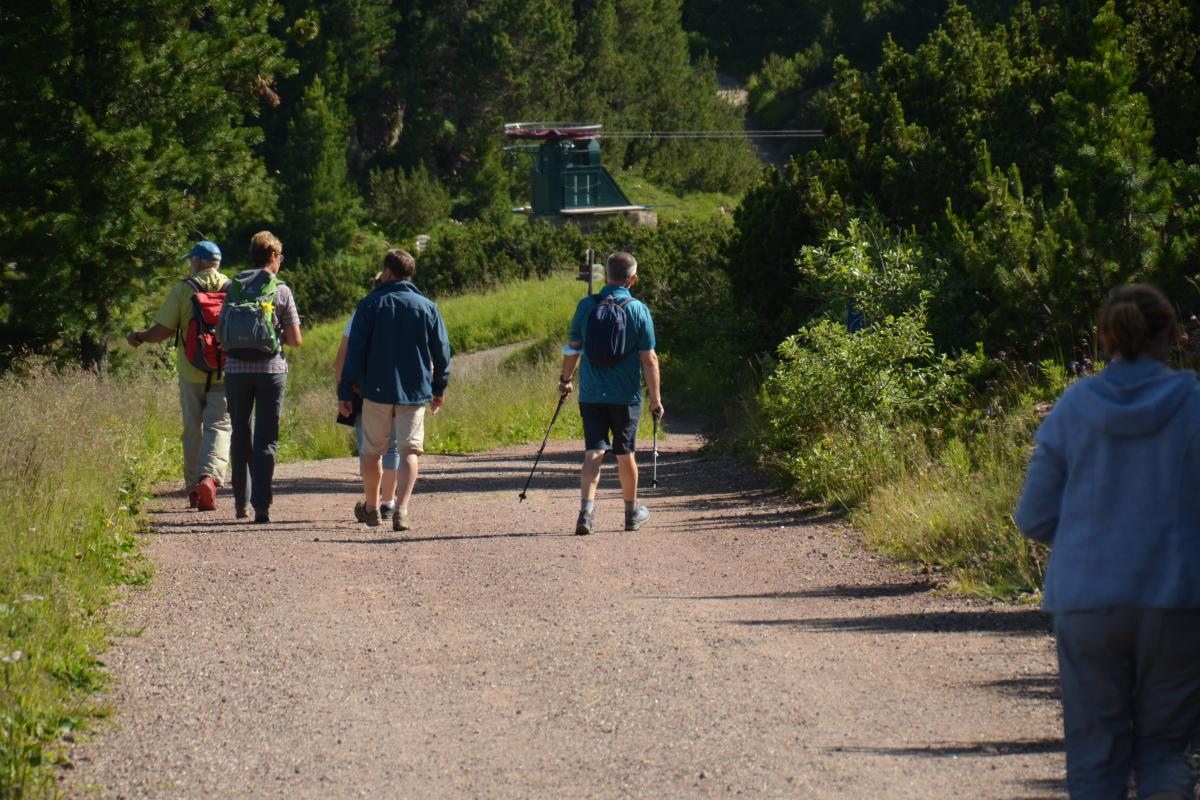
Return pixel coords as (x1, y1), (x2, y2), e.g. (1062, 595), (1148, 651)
(219, 269), (282, 360)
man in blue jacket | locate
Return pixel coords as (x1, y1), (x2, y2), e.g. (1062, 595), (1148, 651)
(338, 249), (451, 531)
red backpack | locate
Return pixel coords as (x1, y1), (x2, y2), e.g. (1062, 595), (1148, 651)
(181, 276), (231, 389)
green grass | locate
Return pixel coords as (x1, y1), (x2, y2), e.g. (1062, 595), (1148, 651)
(0, 360), (178, 798)
(612, 168), (740, 222)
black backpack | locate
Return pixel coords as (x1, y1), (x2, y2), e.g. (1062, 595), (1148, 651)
(584, 295), (633, 368)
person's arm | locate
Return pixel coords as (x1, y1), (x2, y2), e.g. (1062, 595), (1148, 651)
(333, 336), (350, 384)
(126, 323), (174, 347)
(637, 304), (662, 419)
(1013, 417), (1066, 543)
(129, 282), (184, 347)
(428, 306), (452, 414)
(559, 350), (580, 398)
(640, 349), (663, 419)
(339, 301), (371, 403)
(283, 324), (302, 348)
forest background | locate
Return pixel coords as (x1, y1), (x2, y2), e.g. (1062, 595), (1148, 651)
(3, 0), (1200, 793)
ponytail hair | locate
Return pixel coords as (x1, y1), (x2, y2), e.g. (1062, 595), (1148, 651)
(1098, 284), (1180, 360)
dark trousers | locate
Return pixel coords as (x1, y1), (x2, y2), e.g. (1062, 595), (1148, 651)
(1055, 608), (1200, 799)
(225, 372), (287, 513)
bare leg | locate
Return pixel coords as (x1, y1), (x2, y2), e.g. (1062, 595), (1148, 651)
(395, 452), (419, 509)
(616, 453), (639, 501)
(381, 468), (398, 505)
(362, 455), (382, 509)
(581, 449), (605, 500)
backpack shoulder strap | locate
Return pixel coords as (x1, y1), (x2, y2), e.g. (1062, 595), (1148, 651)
(183, 276), (202, 293)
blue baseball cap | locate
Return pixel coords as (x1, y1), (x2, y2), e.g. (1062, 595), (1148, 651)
(181, 240), (222, 262)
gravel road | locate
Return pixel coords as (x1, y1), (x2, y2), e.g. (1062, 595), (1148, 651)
(67, 425), (1065, 798)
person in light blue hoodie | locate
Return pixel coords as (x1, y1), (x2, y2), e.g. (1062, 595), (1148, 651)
(1016, 284), (1200, 800)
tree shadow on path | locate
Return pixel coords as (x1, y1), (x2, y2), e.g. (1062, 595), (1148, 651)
(730, 609), (1052, 637)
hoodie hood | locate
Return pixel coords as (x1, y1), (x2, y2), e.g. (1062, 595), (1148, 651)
(233, 268), (273, 295)
(1075, 359), (1197, 437)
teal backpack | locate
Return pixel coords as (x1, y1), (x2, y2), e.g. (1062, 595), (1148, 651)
(219, 269), (282, 360)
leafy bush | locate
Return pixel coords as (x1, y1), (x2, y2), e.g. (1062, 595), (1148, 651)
(283, 232), (392, 322)
(758, 308), (982, 506)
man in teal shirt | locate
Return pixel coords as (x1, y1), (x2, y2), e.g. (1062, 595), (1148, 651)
(559, 251), (664, 535)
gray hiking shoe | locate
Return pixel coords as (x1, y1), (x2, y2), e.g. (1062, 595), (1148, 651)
(392, 508), (410, 532)
(624, 505), (650, 531)
(354, 501), (381, 528)
(575, 510), (594, 536)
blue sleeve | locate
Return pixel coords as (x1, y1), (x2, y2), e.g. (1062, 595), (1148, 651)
(429, 304), (452, 397)
(637, 303), (655, 351)
(338, 298), (373, 401)
(1014, 411), (1067, 543)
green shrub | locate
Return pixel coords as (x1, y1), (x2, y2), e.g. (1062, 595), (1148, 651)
(368, 164), (454, 239)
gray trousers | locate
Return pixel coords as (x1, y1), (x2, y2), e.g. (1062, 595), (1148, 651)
(1055, 608), (1200, 799)
(178, 378), (231, 492)
(225, 372), (286, 513)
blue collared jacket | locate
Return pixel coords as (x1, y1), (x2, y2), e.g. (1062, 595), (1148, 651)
(337, 280), (451, 405)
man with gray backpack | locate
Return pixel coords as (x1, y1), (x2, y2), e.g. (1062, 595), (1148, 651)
(219, 231), (302, 524)
(558, 251), (664, 536)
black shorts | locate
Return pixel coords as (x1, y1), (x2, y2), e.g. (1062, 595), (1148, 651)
(580, 402), (642, 455)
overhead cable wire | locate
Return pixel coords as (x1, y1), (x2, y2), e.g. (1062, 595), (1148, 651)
(600, 129), (823, 139)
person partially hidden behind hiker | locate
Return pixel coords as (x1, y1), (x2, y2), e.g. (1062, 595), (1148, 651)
(559, 251), (663, 536)
(333, 271), (403, 519)
(1015, 284), (1200, 800)
(338, 249), (451, 532)
(220, 231), (302, 524)
(127, 240), (231, 511)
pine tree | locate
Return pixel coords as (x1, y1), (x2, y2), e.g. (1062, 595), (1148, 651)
(0, 0), (288, 371)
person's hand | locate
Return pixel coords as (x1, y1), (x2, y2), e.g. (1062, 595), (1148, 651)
(430, 396), (444, 415)
(126, 330), (142, 348)
(651, 401), (664, 421)
(558, 377), (573, 399)
(338, 400), (353, 417)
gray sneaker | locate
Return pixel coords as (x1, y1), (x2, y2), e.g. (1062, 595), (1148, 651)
(354, 501), (381, 528)
(392, 508), (410, 532)
(624, 505), (650, 531)
(380, 502), (394, 520)
(575, 510), (594, 536)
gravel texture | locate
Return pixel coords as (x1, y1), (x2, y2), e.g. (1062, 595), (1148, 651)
(67, 424), (1065, 798)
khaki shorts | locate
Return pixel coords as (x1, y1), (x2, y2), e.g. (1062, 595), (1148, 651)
(361, 399), (425, 457)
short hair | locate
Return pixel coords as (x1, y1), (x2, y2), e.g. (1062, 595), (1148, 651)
(383, 249), (416, 280)
(606, 251), (637, 282)
(1099, 284), (1180, 360)
(249, 231), (282, 268)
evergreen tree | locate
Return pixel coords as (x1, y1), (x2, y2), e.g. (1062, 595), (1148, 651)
(278, 74), (361, 266)
(0, 0), (288, 371)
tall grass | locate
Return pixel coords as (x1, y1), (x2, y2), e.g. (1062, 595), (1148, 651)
(0, 362), (178, 798)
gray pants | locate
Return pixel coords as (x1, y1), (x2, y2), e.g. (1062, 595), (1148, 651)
(225, 372), (286, 513)
(178, 378), (231, 492)
(1055, 608), (1200, 799)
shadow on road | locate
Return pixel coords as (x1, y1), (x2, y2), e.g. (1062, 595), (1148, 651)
(984, 674), (1061, 702)
(320, 531), (572, 545)
(730, 609), (1052, 636)
(650, 580), (937, 602)
(831, 737), (1063, 758)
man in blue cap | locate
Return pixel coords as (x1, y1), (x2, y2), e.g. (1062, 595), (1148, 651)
(127, 240), (232, 511)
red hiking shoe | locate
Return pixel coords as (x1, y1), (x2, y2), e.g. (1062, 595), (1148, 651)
(196, 476), (218, 511)
(188, 491), (200, 509)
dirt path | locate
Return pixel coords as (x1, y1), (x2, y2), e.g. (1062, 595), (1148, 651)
(68, 427), (1065, 799)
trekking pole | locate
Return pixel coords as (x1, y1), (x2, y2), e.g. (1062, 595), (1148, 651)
(651, 412), (660, 488)
(518, 389), (569, 503)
